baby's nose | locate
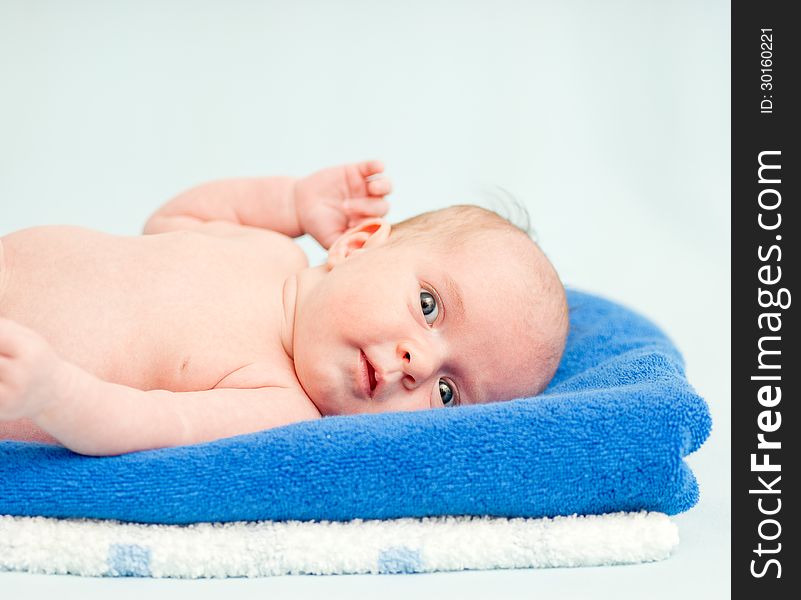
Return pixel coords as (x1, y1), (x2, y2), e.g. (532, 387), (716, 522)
(397, 339), (440, 388)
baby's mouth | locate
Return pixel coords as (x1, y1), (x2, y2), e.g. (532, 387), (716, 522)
(359, 350), (378, 399)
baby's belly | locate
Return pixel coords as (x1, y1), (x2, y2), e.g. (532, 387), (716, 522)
(0, 226), (289, 391)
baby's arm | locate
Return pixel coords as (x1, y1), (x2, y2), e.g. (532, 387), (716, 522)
(145, 176), (300, 237)
(145, 161), (391, 249)
(0, 318), (320, 456)
(36, 378), (320, 456)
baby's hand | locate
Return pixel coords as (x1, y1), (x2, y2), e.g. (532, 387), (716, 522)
(0, 318), (62, 420)
(294, 160), (392, 249)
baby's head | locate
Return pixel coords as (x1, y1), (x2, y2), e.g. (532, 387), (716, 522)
(290, 204), (568, 416)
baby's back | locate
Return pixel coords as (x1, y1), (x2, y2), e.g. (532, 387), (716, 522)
(0, 226), (306, 392)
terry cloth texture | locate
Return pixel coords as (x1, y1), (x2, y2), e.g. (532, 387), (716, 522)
(0, 512), (678, 577)
(0, 289), (711, 524)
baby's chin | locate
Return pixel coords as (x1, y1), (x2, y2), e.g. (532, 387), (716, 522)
(308, 387), (382, 417)
(301, 385), (354, 417)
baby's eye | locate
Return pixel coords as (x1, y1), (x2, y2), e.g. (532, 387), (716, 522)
(438, 379), (456, 407)
(420, 290), (438, 324)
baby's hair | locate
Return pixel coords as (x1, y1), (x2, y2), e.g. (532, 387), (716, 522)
(388, 203), (530, 250)
(480, 186), (534, 240)
(388, 186), (539, 250)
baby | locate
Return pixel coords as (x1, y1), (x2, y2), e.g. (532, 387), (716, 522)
(0, 161), (568, 456)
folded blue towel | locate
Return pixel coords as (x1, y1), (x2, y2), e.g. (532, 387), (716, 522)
(0, 290), (711, 524)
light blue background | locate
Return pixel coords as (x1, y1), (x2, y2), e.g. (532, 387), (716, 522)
(1, 1), (729, 598)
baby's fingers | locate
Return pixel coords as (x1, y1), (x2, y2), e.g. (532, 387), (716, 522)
(357, 160), (384, 179)
(366, 178), (392, 197)
(0, 318), (47, 359)
(343, 198), (390, 219)
(356, 160), (384, 177)
(0, 318), (24, 357)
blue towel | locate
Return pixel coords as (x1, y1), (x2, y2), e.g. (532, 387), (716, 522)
(0, 290), (711, 524)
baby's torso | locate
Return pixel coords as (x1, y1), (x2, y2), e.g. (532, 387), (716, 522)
(0, 226), (307, 392)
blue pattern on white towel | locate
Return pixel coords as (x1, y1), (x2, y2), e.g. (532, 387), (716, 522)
(106, 544), (152, 577)
(378, 546), (422, 574)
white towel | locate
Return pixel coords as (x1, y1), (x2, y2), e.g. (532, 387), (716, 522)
(0, 511), (678, 578)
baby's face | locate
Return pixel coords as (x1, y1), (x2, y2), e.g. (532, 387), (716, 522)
(291, 228), (564, 416)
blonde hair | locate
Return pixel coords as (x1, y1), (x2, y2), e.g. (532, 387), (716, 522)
(389, 204), (527, 250)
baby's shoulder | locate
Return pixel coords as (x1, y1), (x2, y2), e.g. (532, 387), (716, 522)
(204, 224), (309, 272)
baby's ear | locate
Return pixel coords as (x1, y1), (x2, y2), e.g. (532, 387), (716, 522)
(327, 218), (391, 267)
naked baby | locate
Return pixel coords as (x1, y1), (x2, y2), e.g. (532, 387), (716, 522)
(0, 161), (568, 456)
